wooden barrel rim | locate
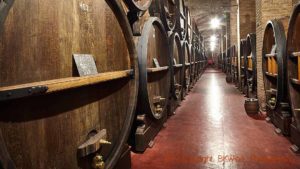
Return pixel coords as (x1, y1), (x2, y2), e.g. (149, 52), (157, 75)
(124, 0), (152, 12)
(0, 1), (139, 169)
(287, 2), (300, 129)
(137, 17), (170, 120)
(169, 32), (183, 100)
(262, 20), (287, 110)
(0, 0), (17, 168)
(160, 0), (177, 31)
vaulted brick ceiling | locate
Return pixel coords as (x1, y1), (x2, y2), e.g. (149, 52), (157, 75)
(184, 0), (232, 51)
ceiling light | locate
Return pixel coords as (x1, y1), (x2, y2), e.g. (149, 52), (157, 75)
(210, 35), (217, 42)
(210, 41), (216, 51)
(210, 17), (221, 29)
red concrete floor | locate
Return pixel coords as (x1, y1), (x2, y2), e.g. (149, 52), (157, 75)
(131, 68), (300, 169)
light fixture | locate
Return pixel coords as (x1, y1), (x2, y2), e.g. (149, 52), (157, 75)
(210, 35), (217, 42)
(210, 17), (221, 29)
(210, 41), (216, 52)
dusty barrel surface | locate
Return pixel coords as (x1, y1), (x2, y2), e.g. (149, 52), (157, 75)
(131, 17), (171, 152)
(0, 0), (138, 169)
(262, 18), (291, 136)
(286, 3), (300, 152)
(149, 0), (177, 31)
(245, 33), (257, 98)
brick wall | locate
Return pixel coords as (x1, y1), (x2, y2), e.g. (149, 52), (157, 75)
(230, 0), (238, 46)
(239, 0), (256, 39)
(230, 0), (256, 45)
(255, 0), (299, 109)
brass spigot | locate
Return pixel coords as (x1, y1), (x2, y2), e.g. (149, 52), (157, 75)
(99, 139), (111, 145)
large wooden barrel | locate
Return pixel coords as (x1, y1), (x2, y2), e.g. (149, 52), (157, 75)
(231, 46), (238, 86)
(149, 0), (177, 31)
(189, 45), (197, 87)
(286, 3), (300, 153)
(183, 41), (191, 95)
(168, 32), (184, 114)
(175, 0), (187, 40)
(240, 39), (247, 94)
(245, 33), (257, 98)
(131, 17), (170, 152)
(0, 1), (138, 169)
(226, 47), (232, 83)
(222, 51), (226, 73)
(124, 0), (152, 12)
(195, 47), (201, 79)
(186, 8), (193, 44)
(262, 18), (291, 136)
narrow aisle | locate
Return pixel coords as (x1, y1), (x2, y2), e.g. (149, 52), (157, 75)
(131, 69), (300, 169)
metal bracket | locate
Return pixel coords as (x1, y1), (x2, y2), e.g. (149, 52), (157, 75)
(129, 67), (135, 79)
(0, 86), (48, 101)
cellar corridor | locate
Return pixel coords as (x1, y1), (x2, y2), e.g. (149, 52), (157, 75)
(131, 68), (300, 169)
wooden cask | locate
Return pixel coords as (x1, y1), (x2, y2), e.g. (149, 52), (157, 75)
(168, 32), (184, 115)
(193, 26), (200, 78)
(149, 0), (177, 31)
(175, 0), (187, 40)
(245, 33), (257, 98)
(262, 18), (291, 136)
(130, 17), (170, 152)
(231, 46), (238, 86)
(226, 47), (232, 83)
(286, 3), (300, 153)
(240, 39), (247, 94)
(199, 36), (206, 75)
(195, 47), (201, 79)
(186, 8), (193, 44)
(190, 45), (196, 87)
(0, 0), (138, 169)
(183, 41), (192, 96)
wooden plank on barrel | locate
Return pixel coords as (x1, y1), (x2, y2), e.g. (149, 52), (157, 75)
(291, 51), (300, 57)
(173, 64), (183, 68)
(147, 66), (169, 73)
(265, 72), (277, 78)
(290, 78), (300, 85)
(265, 53), (277, 57)
(0, 70), (133, 101)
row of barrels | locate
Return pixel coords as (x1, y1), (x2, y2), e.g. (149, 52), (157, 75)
(0, 0), (207, 169)
(124, 0), (207, 154)
(220, 2), (300, 154)
(222, 35), (257, 99)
